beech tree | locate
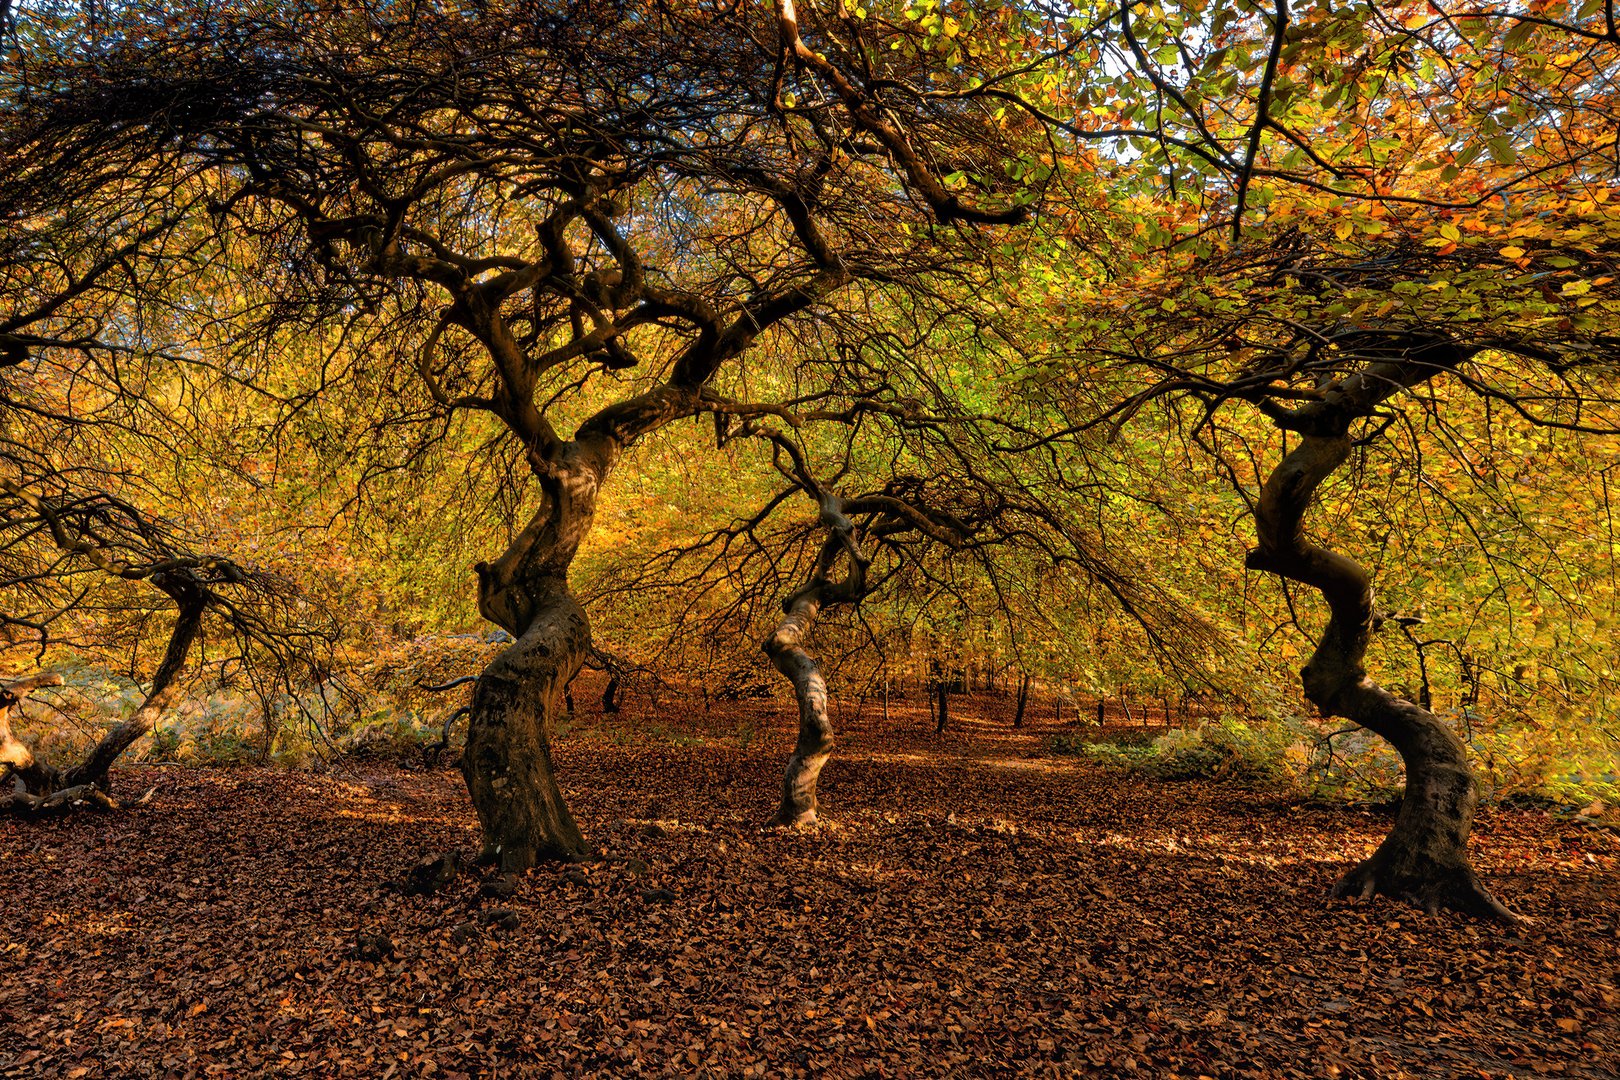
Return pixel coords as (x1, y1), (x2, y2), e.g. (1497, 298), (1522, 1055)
(1010, 0), (1620, 919)
(0, 109), (330, 808)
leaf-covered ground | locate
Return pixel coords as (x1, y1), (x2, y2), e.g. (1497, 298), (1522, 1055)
(3, 688), (1617, 1078)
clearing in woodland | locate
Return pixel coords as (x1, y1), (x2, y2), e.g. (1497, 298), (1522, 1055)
(2, 683), (1615, 1079)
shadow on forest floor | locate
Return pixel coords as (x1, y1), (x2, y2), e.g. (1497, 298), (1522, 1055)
(2, 683), (1616, 1078)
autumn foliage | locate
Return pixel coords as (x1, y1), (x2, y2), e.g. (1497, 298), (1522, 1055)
(2, 0), (1620, 1070)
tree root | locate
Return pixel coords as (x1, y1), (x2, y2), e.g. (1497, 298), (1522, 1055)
(1, 779), (155, 816)
(1333, 856), (1523, 925)
(764, 807), (818, 829)
(400, 851), (462, 895)
(469, 840), (593, 873)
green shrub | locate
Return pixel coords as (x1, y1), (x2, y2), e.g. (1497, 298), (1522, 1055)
(335, 708), (437, 757)
(1060, 717), (1309, 791)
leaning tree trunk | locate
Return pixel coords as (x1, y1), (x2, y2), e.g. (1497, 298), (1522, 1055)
(3, 572), (205, 808)
(1248, 431), (1515, 921)
(60, 583), (205, 790)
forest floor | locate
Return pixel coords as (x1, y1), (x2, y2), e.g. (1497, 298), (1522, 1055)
(2, 684), (1617, 1079)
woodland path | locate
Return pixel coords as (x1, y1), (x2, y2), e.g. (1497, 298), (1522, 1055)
(1, 688), (1615, 1078)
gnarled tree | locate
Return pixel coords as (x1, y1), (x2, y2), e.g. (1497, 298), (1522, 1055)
(1017, 0), (1620, 920)
(1048, 217), (1620, 919)
(0, 479), (323, 810)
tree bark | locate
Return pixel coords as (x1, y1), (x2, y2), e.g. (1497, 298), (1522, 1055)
(462, 452), (603, 870)
(461, 581), (590, 870)
(1248, 430), (1515, 921)
(763, 490), (867, 828)
(1013, 675), (1030, 729)
(764, 589), (834, 827)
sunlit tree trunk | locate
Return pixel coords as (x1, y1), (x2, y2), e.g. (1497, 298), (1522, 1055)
(764, 588), (835, 827)
(764, 492), (867, 827)
(0, 673), (66, 794)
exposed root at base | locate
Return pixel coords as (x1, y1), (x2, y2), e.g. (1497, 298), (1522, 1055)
(400, 851), (463, 895)
(764, 808), (818, 829)
(1, 780), (155, 816)
(1333, 858), (1522, 925)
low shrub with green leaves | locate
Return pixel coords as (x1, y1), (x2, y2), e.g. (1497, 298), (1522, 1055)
(1059, 717), (1311, 792)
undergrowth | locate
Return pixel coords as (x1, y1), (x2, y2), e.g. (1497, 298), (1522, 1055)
(1054, 710), (1619, 808)
(11, 660), (1616, 809)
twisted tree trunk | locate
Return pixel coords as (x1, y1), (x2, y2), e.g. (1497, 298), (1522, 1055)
(1248, 431), (1514, 921)
(764, 492), (867, 828)
(462, 579), (590, 869)
(764, 587), (835, 827)
(462, 453), (602, 870)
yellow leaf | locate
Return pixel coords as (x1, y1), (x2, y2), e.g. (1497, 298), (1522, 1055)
(1333, 220), (1354, 241)
(1500, 245), (1525, 259)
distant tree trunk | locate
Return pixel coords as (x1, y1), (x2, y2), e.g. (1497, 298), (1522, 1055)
(934, 679), (948, 734)
(601, 673), (621, 713)
(764, 587), (835, 827)
(1013, 674), (1030, 729)
(1249, 424), (1513, 920)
